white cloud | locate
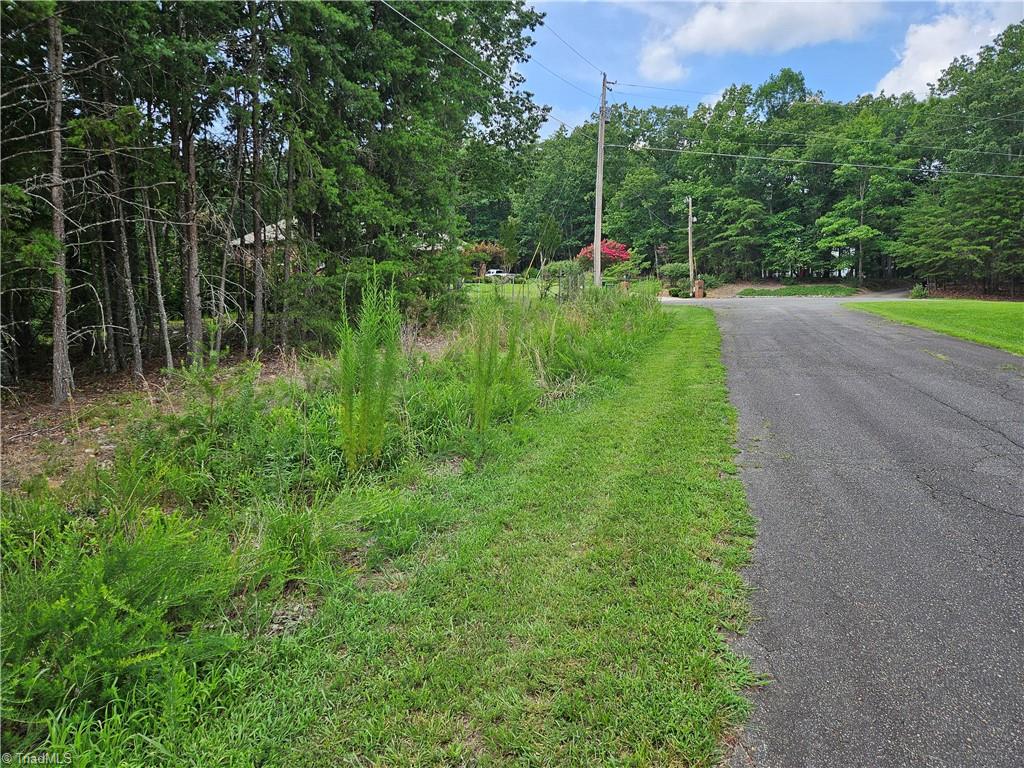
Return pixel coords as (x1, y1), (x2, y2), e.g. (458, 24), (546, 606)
(637, 1), (885, 82)
(638, 41), (690, 81)
(875, 3), (1023, 97)
(701, 88), (725, 107)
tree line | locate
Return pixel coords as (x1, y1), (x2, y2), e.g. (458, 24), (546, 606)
(2, 4), (1022, 406)
(2, 0), (543, 403)
(495, 23), (1023, 292)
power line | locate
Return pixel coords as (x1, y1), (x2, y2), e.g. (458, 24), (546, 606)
(700, 124), (1017, 159)
(381, 1), (1020, 171)
(605, 142), (1024, 180)
(541, 22), (603, 75)
(532, 59), (598, 99)
(607, 94), (1019, 157)
(619, 82), (1024, 128)
(618, 82), (712, 97)
(924, 107), (1024, 135)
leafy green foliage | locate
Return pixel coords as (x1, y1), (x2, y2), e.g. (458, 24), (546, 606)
(508, 24), (1022, 292)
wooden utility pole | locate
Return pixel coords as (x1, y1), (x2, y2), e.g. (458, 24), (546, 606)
(592, 72), (612, 287)
(687, 196), (696, 295)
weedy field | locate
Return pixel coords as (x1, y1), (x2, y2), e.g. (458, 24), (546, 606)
(847, 299), (1024, 355)
(2, 293), (755, 765)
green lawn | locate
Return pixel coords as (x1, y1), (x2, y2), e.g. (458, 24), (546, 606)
(296, 307), (756, 764)
(737, 284), (859, 297)
(846, 299), (1024, 355)
(39, 307), (753, 765)
(465, 279), (544, 299)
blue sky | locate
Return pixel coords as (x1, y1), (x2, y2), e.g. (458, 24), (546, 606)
(518, 1), (1023, 135)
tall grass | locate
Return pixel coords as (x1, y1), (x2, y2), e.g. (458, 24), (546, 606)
(469, 300), (525, 438)
(1, 285), (668, 758)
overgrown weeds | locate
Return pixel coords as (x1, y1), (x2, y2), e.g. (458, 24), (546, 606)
(1, 286), (667, 756)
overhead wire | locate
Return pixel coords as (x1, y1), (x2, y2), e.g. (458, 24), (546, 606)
(605, 142), (1024, 180)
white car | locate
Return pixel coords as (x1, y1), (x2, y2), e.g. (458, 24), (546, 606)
(485, 269), (515, 279)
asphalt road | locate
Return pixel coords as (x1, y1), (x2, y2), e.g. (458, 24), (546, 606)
(676, 296), (1024, 768)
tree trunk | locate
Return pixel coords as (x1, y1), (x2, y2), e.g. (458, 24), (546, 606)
(48, 13), (73, 404)
(250, 69), (265, 352)
(143, 187), (174, 370)
(97, 232), (118, 373)
(280, 139), (294, 351)
(184, 128), (203, 361)
(216, 92), (246, 354)
(108, 148), (144, 380)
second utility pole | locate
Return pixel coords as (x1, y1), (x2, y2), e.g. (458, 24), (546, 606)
(593, 72), (611, 288)
(687, 195), (695, 295)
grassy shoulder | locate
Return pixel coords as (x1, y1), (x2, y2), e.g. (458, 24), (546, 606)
(291, 306), (756, 765)
(3, 298), (756, 764)
(846, 299), (1024, 355)
(737, 284), (858, 297)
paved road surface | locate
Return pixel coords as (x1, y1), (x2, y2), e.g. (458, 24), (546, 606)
(674, 297), (1024, 768)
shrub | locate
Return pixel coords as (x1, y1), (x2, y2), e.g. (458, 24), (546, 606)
(910, 283), (929, 299)
(465, 241), (506, 272)
(576, 239), (631, 268)
(604, 256), (647, 282)
(468, 300), (534, 441)
(1, 493), (239, 749)
(659, 262), (689, 285)
(1, 284), (669, 758)
(539, 259), (583, 278)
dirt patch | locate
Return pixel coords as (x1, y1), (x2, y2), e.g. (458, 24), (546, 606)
(1, 371), (170, 489)
(265, 598), (318, 637)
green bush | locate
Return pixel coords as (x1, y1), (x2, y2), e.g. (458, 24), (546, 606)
(659, 263), (689, 285)
(604, 256), (647, 282)
(910, 283), (929, 299)
(538, 259), (582, 279)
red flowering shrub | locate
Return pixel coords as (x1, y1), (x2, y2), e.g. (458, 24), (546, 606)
(577, 239), (632, 267)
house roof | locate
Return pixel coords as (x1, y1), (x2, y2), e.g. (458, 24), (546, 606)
(230, 218), (296, 247)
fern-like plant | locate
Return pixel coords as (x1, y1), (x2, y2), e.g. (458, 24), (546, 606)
(334, 282), (401, 472)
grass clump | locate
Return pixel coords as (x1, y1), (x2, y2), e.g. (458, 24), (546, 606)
(737, 284), (859, 297)
(846, 299), (1024, 355)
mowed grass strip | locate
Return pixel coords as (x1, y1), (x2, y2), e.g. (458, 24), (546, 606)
(178, 307), (756, 766)
(737, 284), (858, 297)
(846, 299), (1024, 355)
